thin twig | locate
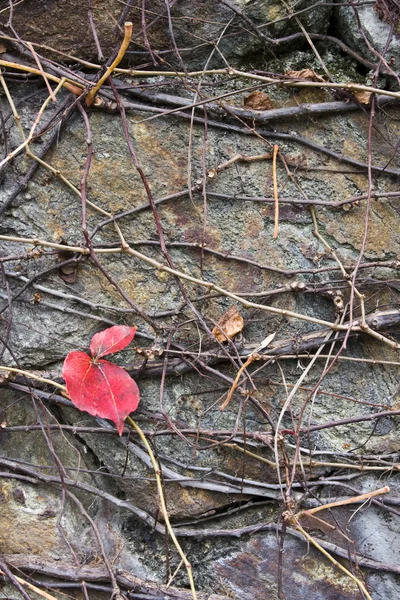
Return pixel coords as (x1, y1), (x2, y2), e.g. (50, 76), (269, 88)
(86, 22), (132, 105)
(293, 521), (372, 599)
(272, 144), (279, 239)
(126, 416), (198, 600)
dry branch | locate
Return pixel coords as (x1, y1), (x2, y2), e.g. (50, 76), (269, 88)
(2, 556), (228, 600)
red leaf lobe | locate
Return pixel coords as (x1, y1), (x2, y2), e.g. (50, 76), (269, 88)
(90, 325), (137, 359)
(63, 348), (140, 435)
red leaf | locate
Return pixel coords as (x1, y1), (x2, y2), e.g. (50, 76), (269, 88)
(62, 350), (140, 435)
(90, 325), (137, 359)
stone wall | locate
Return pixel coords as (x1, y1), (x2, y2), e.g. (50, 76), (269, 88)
(1, 2), (400, 599)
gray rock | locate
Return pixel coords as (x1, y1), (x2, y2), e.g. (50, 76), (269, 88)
(336, 3), (400, 72)
(0, 0), (333, 69)
(1, 11), (400, 598)
(134, 0), (333, 69)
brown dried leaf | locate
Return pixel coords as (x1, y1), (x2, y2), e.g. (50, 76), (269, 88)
(286, 68), (325, 82)
(353, 89), (373, 104)
(244, 91), (273, 110)
(212, 305), (244, 343)
(0, 43), (7, 54)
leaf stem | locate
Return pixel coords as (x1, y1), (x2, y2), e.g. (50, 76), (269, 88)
(126, 416), (198, 600)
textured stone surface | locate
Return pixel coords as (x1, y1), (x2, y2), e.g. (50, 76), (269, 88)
(1, 5), (400, 600)
(0, 0), (332, 68)
(2, 89), (400, 594)
(0, 390), (156, 594)
(0, 0), (123, 62)
(215, 533), (363, 600)
(336, 3), (400, 70)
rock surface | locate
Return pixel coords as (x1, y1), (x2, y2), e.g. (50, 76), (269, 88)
(336, 2), (400, 72)
(1, 2), (400, 600)
(0, 0), (332, 67)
